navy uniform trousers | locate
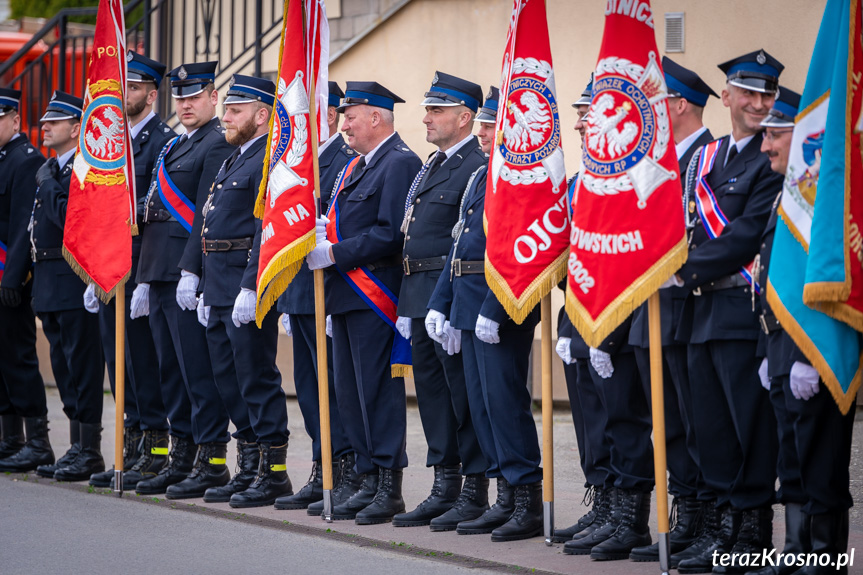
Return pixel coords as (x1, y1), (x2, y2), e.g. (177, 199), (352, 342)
(0, 285), (46, 417)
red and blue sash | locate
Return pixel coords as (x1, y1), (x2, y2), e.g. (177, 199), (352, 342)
(326, 157), (412, 377)
(156, 137), (195, 232)
(693, 139), (761, 294)
(0, 239), (6, 283)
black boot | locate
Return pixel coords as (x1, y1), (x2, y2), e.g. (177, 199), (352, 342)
(490, 481), (543, 542)
(456, 477), (515, 534)
(713, 507), (773, 574)
(0, 416), (54, 472)
(430, 474), (490, 532)
(54, 422), (105, 481)
(165, 443), (230, 500)
(552, 485), (600, 543)
(790, 510), (849, 575)
(36, 419), (78, 477)
(120, 430), (169, 490)
(0, 415), (25, 458)
(393, 465), (461, 527)
(230, 443), (292, 508)
(274, 460), (323, 510)
(203, 441), (260, 503)
(747, 503), (811, 575)
(307, 452), (360, 516)
(567, 486), (615, 543)
(590, 488), (652, 560)
(135, 436), (196, 495)
(631, 496), (701, 561)
(331, 470), (379, 521)
(89, 427), (143, 487)
(563, 488), (619, 555)
(677, 503), (741, 574)
(356, 467), (405, 525)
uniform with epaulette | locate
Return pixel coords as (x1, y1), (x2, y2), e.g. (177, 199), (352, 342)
(427, 90), (542, 542)
(672, 51), (784, 574)
(275, 81), (354, 512)
(133, 62), (234, 498)
(394, 72), (487, 529)
(0, 88), (52, 473)
(89, 52), (174, 490)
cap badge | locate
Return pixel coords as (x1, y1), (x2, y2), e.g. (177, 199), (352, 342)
(229, 76), (235, 87)
(51, 90), (58, 101)
(432, 72), (439, 85)
(126, 51), (133, 62)
(756, 51), (767, 65)
(178, 66), (188, 80)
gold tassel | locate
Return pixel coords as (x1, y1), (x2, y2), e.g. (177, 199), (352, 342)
(254, 231), (315, 327)
(484, 253), (567, 325)
(62, 246), (130, 304)
(391, 365), (413, 379)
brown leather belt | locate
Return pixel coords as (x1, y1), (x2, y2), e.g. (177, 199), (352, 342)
(202, 237), (253, 252)
(403, 255), (447, 275)
(452, 259), (484, 277)
(31, 247), (63, 262)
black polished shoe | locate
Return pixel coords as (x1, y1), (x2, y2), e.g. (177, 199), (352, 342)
(165, 443), (230, 500)
(355, 467), (405, 525)
(135, 436), (195, 495)
(456, 477), (515, 535)
(54, 422), (105, 482)
(631, 496), (701, 561)
(552, 485), (600, 543)
(230, 443), (292, 508)
(713, 506), (773, 574)
(332, 471), (379, 521)
(393, 465), (461, 527)
(36, 419), (78, 477)
(274, 460), (323, 510)
(117, 430), (170, 490)
(590, 488), (652, 560)
(0, 415), (25, 459)
(90, 427), (143, 487)
(490, 482), (543, 542)
(563, 487), (620, 555)
(307, 453), (360, 516)
(204, 440), (260, 503)
(677, 503), (740, 574)
(430, 474), (489, 532)
(0, 416), (55, 472)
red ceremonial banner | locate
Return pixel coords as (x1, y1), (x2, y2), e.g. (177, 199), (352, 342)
(484, 0), (568, 323)
(254, 0), (328, 323)
(566, 0), (687, 347)
(63, 0), (134, 301)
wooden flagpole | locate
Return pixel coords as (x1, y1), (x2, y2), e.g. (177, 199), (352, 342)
(113, 282), (125, 497)
(648, 292), (670, 574)
(541, 294), (554, 544)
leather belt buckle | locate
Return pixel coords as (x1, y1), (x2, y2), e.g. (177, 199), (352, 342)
(759, 314), (770, 335)
(693, 286), (701, 296)
(402, 257), (411, 276)
(453, 259), (463, 277)
(30, 246), (37, 263)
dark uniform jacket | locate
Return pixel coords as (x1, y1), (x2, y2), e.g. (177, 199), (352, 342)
(398, 136), (486, 319)
(30, 154), (83, 312)
(324, 132), (421, 315)
(137, 116), (234, 283)
(0, 134), (43, 291)
(200, 137), (266, 307)
(675, 133), (783, 344)
(279, 134), (355, 315)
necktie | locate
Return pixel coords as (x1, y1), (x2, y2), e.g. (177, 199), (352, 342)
(225, 148), (241, 172)
(725, 143), (738, 167)
(424, 151), (446, 183)
(348, 156), (366, 185)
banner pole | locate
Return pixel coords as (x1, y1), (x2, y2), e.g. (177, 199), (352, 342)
(113, 282), (125, 497)
(648, 292), (670, 574)
(541, 294), (554, 544)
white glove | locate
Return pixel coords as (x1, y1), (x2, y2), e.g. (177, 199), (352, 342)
(231, 288), (256, 328)
(326, 315), (332, 337)
(395, 316), (412, 340)
(790, 361), (820, 400)
(424, 310), (447, 344)
(442, 321), (461, 355)
(196, 296), (210, 327)
(83, 284), (99, 314)
(307, 242), (334, 269)
(281, 314), (292, 336)
(660, 274), (684, 289)
(315, 216), (330, 243)
(590, 347), (614, 379)
(130, 283), (150, 319)
(758, 358), (770, 390)
(176, 270), (200, 310)
(475, 314), (500, 344)
(556, 337), (574, 365)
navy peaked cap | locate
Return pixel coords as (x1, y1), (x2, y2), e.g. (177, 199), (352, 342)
(40, 90), (83, 122)
(761, 86), (801, 128)
(329, 81), (344, 108)
(169, 61), (218, 98)
(718, 49), (784, 94)
(0, 87), (21, 116)
(225, 74), (276, 106)
(663, 56), (718, 107)
(337, 81), (405, 111)
(475, 86), (499, 123)
(127, 51), (167, 87)
(421, 71), (483, 113)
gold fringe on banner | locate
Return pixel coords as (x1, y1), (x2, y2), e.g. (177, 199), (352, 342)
(485, 254), (567, 325)
(254, 230), (315, 327)
(62, 245), (129, 304)
(392, 365), (413, 379)
(565, 237), (688, 349)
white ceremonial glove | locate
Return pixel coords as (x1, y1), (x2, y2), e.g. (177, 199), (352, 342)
(790, 361), (820, 401)
(395, 316), (412, 340)
(231, 288), (256, 328)
(475, 314), (500, 345)
(590, 347), (614, 379)
(176, 270), (200, 311)
(556, 337), (574, 365)
(83, 284), (99, 314)
(315, 216), (330, 243)
(758, 358), (770, 391)
(307, 242), (334, 270)
(326, 315), (332, 338)
(660, 274), (685, 289)
(281, 314), (292, 336)
(196, 296), (210, 328)
(130, 283), (150, 319)
(424, 310), (447, 344)
(442, 321), (461, 355)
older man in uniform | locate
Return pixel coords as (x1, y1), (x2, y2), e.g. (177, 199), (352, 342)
(88, 51), (174, 489)
(276, 81), (355, 512)
(393, 71), (487, 529)
(132, 62), (234, 498)
(307, 81), (421, 524)
(0, 88), (51, 471)
(671, 50), (784, 574)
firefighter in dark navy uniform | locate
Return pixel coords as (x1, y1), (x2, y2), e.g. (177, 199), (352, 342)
(275, 81), (355, 513)
(0, 88), (51, 472)
(132, 61), (234, 499)
(393, 71), (488, 529)
(87, 51), (174, 490)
